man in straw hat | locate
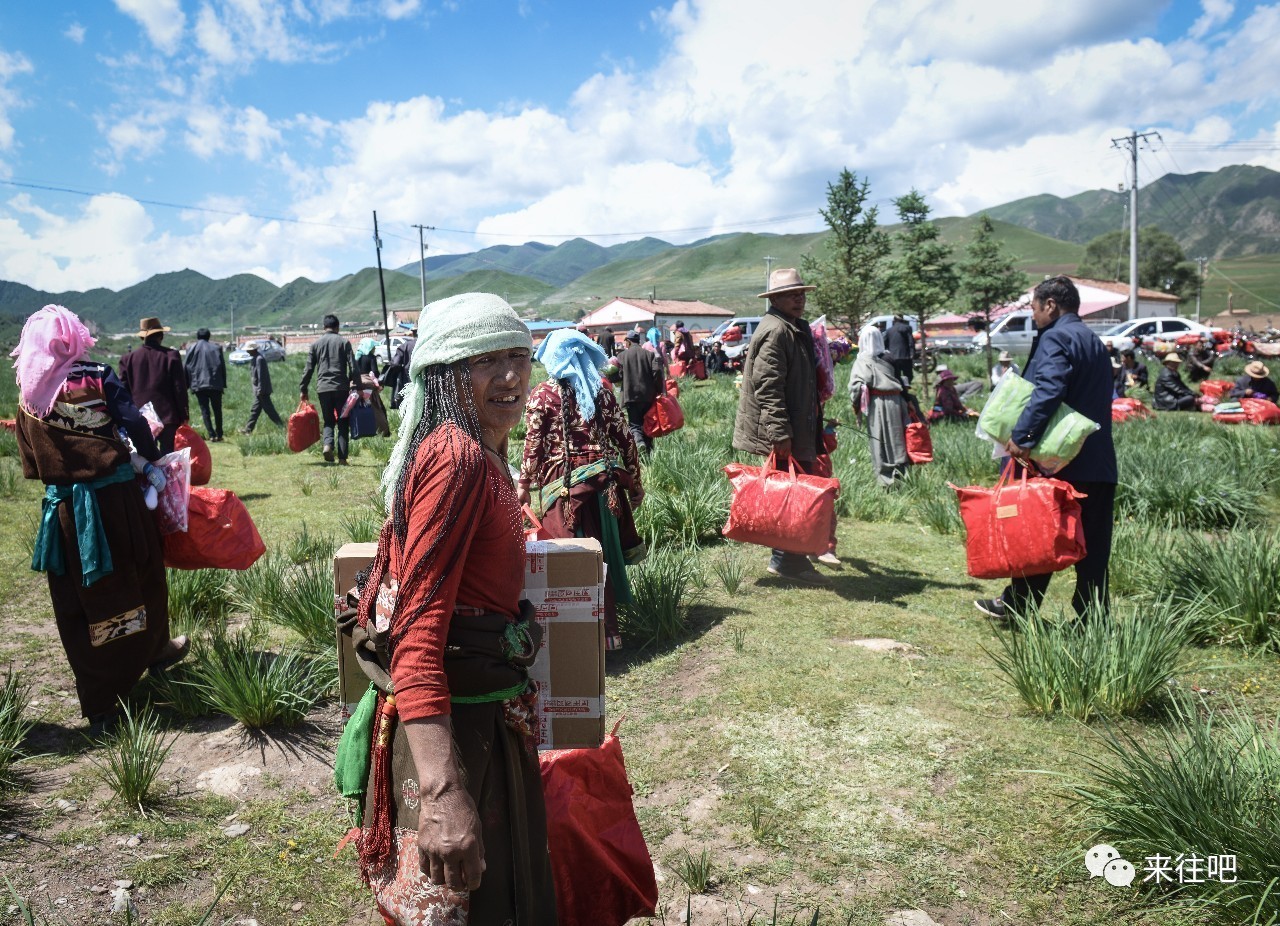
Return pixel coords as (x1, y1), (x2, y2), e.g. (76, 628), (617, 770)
(973, 276), (1117, 623)
(1230, 360), (1279, 403)
(990, 350), (1020, 387)
(119, 316), (189, 454)
(732, 267), (832, 584)
(1153, 352), (1197, 411)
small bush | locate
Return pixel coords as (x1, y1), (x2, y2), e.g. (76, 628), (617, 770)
(0, 461), (19, 498)
(341, 505), (384, 544)
(1070, 694), (1280, 924)
(0, 669), (34, 788)
(619, 546), (698, 648)
(710, 552), (746, 596)
(191, 634), (331, 728)
(1165, 528), (1280, 650)
(673, 848), (714, 894)
(230, 553), (334, 648)
(286, 523), (335, 565)
(89, 703), (176, 813)
(987, 602), (1189, 721)
(916, 494), (962, 535)
(166, 568), (231, 632)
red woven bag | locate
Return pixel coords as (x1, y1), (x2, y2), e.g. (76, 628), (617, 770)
(538, 725), (658, 926)
(287, 399), (321, 452)
(163, 488), (266, 571)
(1213, 411), (1247, 425)
(905, 407), (932, 464)
(950, 463), (1086, 580)
(174, 424), (212, 486)
(723, 453), (839, 555)
(1199, 379), (1233, 399)
(1242, 397), (1280, 425)
(643, 393), (684, 438)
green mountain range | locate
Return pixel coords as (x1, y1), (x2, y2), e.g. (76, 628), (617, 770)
(2, 164), (1276, 342)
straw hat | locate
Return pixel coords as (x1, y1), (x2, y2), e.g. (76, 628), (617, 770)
(758, 268), (816, 299)
(1245, 360), (1269, 379)
(998, 351), (1012, 362)
(1162, 352), (1183, 365)
(137, 317), (170, 338)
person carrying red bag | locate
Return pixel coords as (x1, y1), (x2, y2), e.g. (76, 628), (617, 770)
(974, 277), (1117, 622)
(732, 268), (835, 585)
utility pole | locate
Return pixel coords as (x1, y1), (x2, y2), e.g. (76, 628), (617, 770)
(1195, 256), (1208, 324)
(762, 256), (776, 293)
(1111, 130), (1158, 320)
(229, 299), (236, 349)
(373, 211), (392, 365)
(411, 223), (434, 308)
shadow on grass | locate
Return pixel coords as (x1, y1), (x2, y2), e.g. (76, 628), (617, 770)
(608, 603), (741, 675)
(820, 555), (979, 605)
(238, 492), (273, 502)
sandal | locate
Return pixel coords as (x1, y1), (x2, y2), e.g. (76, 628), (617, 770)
(148, 635), (190, 674)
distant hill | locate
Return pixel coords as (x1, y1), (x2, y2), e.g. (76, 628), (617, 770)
(985, 164), (1280, 259)
(2, 164), (1277, 341)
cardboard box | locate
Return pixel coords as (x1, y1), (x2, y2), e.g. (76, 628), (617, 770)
(332, 538), (606, 750)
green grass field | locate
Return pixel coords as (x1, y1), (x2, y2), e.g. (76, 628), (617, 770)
(0, 354), (1277, 924)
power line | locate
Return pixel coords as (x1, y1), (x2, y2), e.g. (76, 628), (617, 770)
(1207, 264), (1280, 310)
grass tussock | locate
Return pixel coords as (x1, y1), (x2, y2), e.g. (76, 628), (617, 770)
(987, 602), (1189, 722)
(0, 669), (34, 789)
(89, 703), (176, 814)
(230, 547), (335, 648)
(1165, 528), (1280, 651)
(1070, 694), (1280, 925)
(618, 546), (699, 649)
(189, 633), (331, 729)
(166, 568), (231, 634)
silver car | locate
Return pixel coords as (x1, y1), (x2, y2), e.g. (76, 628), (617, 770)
(228, 338), (286, 365)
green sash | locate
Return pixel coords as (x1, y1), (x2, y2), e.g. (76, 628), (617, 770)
(31, 463), (136, 587)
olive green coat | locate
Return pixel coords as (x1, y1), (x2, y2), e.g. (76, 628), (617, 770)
(732, 310), (820, 462)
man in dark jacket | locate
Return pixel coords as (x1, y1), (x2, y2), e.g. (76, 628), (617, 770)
(1229, 360), (1279, 402)
(242, 343), (283, 433)
(974, 276), (1117, 621)
(884, 314), (915, 385)
(618, 329), (663, 453)
(299, 314), (359, 464)
(1153, 353), (1198, 411)
(383, 327), (416, 410)
(119, 316), (188, 454)
(183, 328), (226, 441)
(732, 268), (828, 585)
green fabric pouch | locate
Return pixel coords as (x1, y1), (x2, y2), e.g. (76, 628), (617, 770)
(333, 684), (377, 802)
(976, 372), (1034, 445)
(1031, 406), (1100, 475)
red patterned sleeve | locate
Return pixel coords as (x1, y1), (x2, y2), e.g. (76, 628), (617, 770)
(390, 428), (486, 720)
(599, 388), (641, 491)
(519, 381), (555, 488)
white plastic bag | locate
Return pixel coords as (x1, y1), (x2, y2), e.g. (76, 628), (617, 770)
(153, 447), (192, 534)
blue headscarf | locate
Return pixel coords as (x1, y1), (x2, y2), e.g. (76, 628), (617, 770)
(355, 337), (379, 360)
(535, 329), (608, 421)
(646, 327), (661, 349)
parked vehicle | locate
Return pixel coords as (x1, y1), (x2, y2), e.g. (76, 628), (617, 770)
(228, 338), (286, 365)
(700, 316), (763, 360)
(1097, 317), (1219, 353)
(971, 310), (1036, 352)
(375, 335), (410, 364)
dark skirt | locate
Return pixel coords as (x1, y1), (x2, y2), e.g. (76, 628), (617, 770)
(47, 480), (170, 718)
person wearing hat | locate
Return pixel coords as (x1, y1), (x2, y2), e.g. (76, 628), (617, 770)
(183, 327), (226, 441)
(617, 327), (663, 452)
(733, 267), (831, 584)
(299, 314), (360, 464)
(974, 276), (1117, 624)
(932, 366), (973, 421)
(242, 342), (283, 433)
(119, 316), (189, 454)
(1185, 338), (1217, 383)
(885, 313), (916, 386)
(990, 350), (1020, 388)
(1153, 352), (1198, 411)
(1230, 360), (1279, 402)
(346, 293), (556, 922)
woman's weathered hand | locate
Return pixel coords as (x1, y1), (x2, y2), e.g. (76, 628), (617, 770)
(517, 486), (531, 507)
(417, 788), (486, 891)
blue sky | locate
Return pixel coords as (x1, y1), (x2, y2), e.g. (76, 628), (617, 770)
(0, 0), (1277, 293)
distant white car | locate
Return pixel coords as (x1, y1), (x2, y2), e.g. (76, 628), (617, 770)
(1097, 317), (1219, 353)
(228, 338), (286, 365)
(375, 336), (410, 364)
(700, 316), (763, 360)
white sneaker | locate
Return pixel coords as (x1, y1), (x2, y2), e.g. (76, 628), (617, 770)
(810, 552), (841, 567)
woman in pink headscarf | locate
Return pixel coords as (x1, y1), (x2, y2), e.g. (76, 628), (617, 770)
(11, 305), (187, 730)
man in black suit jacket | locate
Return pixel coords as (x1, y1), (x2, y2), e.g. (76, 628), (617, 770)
(975, 276), (1117, 621)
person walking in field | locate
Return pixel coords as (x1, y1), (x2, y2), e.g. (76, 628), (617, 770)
(184, 327), (226, 442)
(617, 329), (664, 453)
(974, 276), (1117, 622)
(242, 343), (283, 433)
(732, 268), (831, 585)
(299, 314), (359, 464)
(119, 316), (188, 454)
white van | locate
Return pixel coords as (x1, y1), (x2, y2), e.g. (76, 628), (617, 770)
(972, 310), (1035, 352)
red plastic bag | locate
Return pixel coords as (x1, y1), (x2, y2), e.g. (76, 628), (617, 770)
(664, 378), (679, 399)
(692, 359), (707, 380)
(950, 463), (1086, 579)
(723, 454), (839, 555)
(668, 360), (686, 378)
(163, 488), (267, 571)
(539, 728), (658, 926)
(1199, 379), (1233, 399)
(1213, 410), (1247, 425)
(905, 407), (932, 464)
(287, 400), (321, 453)
(1111, 397), (1154, 423)
(643, 394), (684, 438)
(174, 424), (211, 486)
(1242, 397), (1280, 425)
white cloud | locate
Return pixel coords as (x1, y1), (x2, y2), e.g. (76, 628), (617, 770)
(113, 0), (186, 55)
(0, 50), (33, 155)
(101, 111), (169, 168)
(1190, 0), (1234, 39)
(380, 0), (420, 20)
(183, 104), (282, 160)
(64, 23), (87, 44)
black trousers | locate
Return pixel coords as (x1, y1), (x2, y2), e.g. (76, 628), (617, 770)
(317, 390), (350, 460)
(194, 389), (223, 439)
(893, 358), (914, 386)
(245, 392), (282, 431)
(156, 424), (177, 455)
(623, 401), (653, 454)
(1002, 481), (1116, 619)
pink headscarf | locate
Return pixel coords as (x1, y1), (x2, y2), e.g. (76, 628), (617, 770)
(9, 305), (96, 418)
